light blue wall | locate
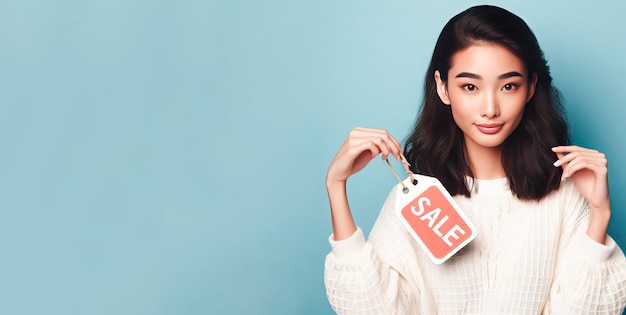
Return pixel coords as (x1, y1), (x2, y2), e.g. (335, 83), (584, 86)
(0, 1), (624, 314)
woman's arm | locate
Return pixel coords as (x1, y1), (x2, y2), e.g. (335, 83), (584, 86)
(546, 145), (626, 314)
(543, 181), (626, 314)
(325, 189), (425, 314)
(552, 145), (611, 244)
(326, 127), (403, 240)
(324, 127), (424, 314)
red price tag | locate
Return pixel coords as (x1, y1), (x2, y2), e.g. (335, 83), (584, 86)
(395, 175), (476, 264)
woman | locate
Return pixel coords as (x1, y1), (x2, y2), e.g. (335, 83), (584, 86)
(324, 5), (626, 314)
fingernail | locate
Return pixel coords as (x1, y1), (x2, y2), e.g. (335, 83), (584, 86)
(553, 160), (560, 167)
(551, 147), (557, 151)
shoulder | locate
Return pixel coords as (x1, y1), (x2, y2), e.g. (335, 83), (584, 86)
(369, 183), (429, 274)
(370, 183), (416, 252)
(375, 183), (402, 229)
(540, 178), (589, 223)
(547, 178), (586, 205)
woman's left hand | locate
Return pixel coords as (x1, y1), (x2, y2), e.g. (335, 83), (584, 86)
(552, 145), (611, 244)
(552, 145), (610, 212)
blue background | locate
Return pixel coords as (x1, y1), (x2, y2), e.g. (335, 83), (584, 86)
(0, 0), (624, 314)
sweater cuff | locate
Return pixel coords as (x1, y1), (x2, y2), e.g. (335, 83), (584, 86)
(574, 232), (616, 263)
(328, 227), (367, 261)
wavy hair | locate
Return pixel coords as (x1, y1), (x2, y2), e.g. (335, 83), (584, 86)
(404, 5), (569, 200)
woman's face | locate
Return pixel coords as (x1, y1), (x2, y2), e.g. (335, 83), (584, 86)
(434, 43), (536, 154)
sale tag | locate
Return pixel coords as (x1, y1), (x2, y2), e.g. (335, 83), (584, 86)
(395, 174), (476, 264)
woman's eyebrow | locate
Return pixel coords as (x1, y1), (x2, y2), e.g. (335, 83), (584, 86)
(455, 72), (480, 79)
(454, 71), (524, 79)
(498, 71), (523, 79)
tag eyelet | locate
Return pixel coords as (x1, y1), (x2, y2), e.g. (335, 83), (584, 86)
(402, 187), (409, 194)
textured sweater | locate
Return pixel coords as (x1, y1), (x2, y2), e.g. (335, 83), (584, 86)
(324, 178), (626, 314)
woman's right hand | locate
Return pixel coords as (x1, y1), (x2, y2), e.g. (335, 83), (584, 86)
(326, 126), (404, 185)
(326, 127), (404, 240)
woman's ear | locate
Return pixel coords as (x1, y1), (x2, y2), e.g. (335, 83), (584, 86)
(526, 74), (538, 103)
(434, 70), (451, 105)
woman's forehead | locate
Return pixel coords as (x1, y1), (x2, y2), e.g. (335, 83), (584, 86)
(449, 43), (526, 78)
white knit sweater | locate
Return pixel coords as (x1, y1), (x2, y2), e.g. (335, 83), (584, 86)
(324, 178), (626, 314)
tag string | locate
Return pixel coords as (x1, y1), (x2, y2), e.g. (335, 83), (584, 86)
(385, 155), (415, 191)
(400, 155), (415, 184)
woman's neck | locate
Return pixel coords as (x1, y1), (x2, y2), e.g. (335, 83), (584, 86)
(466, 145), (506, 180)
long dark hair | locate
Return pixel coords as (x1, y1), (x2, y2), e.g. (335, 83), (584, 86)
(404, 5), (569, 200)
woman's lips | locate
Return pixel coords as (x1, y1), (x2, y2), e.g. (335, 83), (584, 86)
(475, 123), (503, 134)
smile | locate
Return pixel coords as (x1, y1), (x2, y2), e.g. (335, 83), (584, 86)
(475, 123), (504, 134)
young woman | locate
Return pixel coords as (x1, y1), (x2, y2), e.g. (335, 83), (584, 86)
(324, 5), (626, 314)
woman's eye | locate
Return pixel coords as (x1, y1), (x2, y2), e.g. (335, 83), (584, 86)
(463, 84), (477, 91)
(502, 83), (518, 91)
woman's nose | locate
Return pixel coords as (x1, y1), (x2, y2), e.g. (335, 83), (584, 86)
(481, 92), (500, 118)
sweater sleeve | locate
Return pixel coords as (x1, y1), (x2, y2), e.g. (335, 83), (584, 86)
(323, 188), (426, 314)
(544, 181), (626, 314)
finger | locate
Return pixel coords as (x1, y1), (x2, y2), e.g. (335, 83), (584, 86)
(382, 134), (403, 161)
(552, 146), (600, 166)
(377, 130), (403, 159)
(353, 127), (403, 159)
(553, 152), (566, 173)
(553, 152), (565, 165)
(349, 136), (392, 156)
(553, 150), (605, 167)
(561, 158), (608, 179)
(346, 137), (378, 155)
(551, 145), (599, 154)
(553, 151), (607, 182)
(366, 128), (403, 160)
(367, 131), (399, 160)
(354, 135), (402, 161)
(348, 140), (381, 160)
(371, 137), (393, 161)
(385, 135), (403, 161)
